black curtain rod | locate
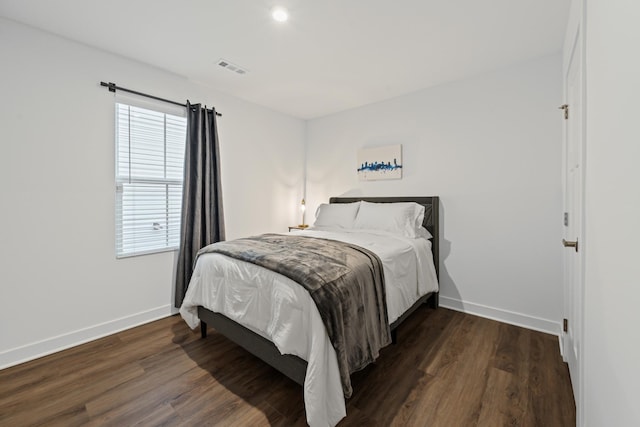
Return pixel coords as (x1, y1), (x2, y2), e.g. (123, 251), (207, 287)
(100, 81), (222, 116)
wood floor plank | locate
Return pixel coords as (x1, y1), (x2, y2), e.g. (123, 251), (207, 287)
(524, 331), (575, 427)
(0, 335), (123, 399)
(0, 309), (575, 426)
(214, 401), (290, 427)
(261, 377), (306, 421)
(426, 317), (501, 426)
(84, 364), (208, 424)
(129, 403), (183, 427)
(0, 361), (145, 426)
(476, 367), (524, 427)
(493, 321), (527, 374)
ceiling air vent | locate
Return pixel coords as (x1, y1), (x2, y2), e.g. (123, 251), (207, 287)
(217, 59), (248, 75)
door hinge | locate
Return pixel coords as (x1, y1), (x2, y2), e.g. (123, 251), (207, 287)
(564, 212), (569, 227)
(559, 104), (569, 120)
(563, 318), (568, 332)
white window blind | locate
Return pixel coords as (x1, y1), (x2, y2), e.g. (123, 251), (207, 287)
(115, 102), (187, 257)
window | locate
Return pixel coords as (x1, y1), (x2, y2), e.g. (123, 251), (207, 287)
(115, 102), (187, 257)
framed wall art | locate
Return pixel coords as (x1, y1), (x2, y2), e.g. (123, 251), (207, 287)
(357, 144), (402, 181)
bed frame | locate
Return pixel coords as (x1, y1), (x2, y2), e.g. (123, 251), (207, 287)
(197, 196), (439, 386)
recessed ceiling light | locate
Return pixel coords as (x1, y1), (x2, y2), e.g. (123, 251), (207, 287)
(272, 7), (289, 22)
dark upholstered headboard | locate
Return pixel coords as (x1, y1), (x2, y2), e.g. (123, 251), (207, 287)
(329, 196), (440, 279)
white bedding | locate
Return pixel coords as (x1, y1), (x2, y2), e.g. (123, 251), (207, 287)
(180, 228), (438, 427)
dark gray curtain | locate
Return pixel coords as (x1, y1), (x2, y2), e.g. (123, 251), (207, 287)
(175, 102), (225, 307)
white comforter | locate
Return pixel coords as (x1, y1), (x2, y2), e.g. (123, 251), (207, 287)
(180, 228), (438, 427)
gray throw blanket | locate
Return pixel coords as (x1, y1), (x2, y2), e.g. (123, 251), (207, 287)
(196, 233), (391, 398)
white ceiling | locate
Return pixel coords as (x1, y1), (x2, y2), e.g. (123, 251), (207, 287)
(0, 0), (570, 119)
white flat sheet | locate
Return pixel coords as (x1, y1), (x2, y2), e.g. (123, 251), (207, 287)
(180, 229), (438, 427)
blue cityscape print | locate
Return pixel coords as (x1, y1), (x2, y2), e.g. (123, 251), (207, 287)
(357, 158), (402, 173)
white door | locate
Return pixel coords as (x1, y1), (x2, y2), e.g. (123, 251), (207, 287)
(562, 22), (584, 424)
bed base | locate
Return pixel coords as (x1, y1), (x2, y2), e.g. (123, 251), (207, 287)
(198, 291), (438, 386)
(198, 306), (308, 385)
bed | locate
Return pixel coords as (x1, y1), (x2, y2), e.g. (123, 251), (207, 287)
(180, 196), (439, 426)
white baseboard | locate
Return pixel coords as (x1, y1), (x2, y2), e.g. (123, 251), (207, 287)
(1, 299), (562, 370)
(439, 296), (561, 336)
(0, 304), (178, 370)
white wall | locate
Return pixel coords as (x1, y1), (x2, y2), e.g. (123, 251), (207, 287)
(306, 55), (564, 334)
(583, 1), (640, 424)
(0, 18), (305, 368)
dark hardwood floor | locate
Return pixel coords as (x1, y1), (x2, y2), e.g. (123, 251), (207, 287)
(0, 307), (575, 426)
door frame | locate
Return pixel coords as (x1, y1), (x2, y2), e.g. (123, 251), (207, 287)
(561, 0), (586, 425)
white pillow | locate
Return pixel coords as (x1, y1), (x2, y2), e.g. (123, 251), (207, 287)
(412, 205), (434, 239)
(313, 202), (361, 229)
(414, 210), (433, 239)
(353, 201), (432, 239)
